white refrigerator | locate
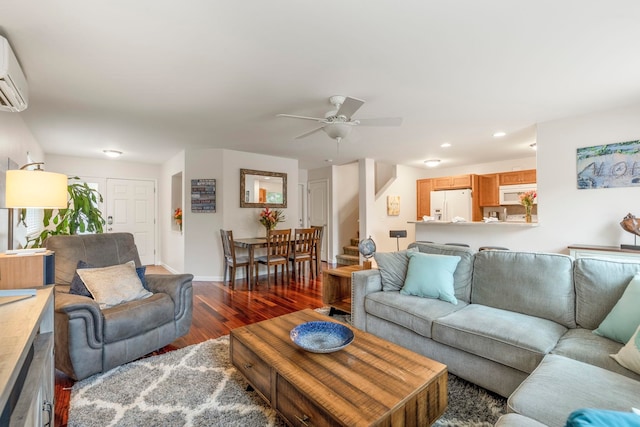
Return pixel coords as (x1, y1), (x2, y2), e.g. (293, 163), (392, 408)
(430, 189), (472, 221)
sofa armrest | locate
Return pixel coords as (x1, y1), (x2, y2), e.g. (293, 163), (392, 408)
(145, 274), (193, 318)
(54, 290), (104, 348)
(351, 269), (383, 331)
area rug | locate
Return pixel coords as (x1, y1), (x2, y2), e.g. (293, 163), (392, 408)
(68, 336), (506, 427)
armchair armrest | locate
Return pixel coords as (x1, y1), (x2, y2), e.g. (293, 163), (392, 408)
(351, 269), (383, 331)
(54, 290), (104, 348)
(145, 273), (193, 318)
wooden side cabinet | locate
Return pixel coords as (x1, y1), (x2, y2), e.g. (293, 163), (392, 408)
(416, 178), (433, 219)
(0, 252), (55, 290)
(432, 174), (472, 190)
(499, 169), (537, 185)
(478, 174), (500, 207)
(0, 287), (54, 426)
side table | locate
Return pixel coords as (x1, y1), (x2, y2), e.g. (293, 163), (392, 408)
(322, 265), (366, 315)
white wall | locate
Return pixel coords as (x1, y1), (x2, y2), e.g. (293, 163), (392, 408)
(415, 103), (640, 253)
(335, 162), (359, 255)
(0, 113), (44, 250)
(369, 164), (428, 253)
(161, 151), (186, 273)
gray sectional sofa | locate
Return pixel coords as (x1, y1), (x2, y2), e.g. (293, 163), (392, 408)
(351, 242), (640, 427)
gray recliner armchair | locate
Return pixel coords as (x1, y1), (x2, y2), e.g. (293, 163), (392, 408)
(46, 233), (193, 380)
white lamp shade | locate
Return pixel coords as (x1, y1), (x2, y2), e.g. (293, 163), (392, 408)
(5, 170), (68, 208)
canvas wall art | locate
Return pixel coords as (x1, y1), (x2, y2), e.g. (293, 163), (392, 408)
(387, 195), (400, 216)
(577, 140), (640, 189)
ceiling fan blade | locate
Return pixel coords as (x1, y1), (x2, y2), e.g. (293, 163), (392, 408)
(356, 117), (403, 126)
(336, 96), (365, 119)
(294, 126), (325, 140)
(277, 114), (326, 122)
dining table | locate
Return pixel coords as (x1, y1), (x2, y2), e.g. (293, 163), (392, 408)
(233, 237), (268, 290)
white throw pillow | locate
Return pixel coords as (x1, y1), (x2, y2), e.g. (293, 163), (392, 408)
(611, 324), (640, 375)
(77, 260), (152, 309)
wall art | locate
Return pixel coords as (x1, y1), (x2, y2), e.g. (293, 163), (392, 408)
(191, 179), (216, 213)
(577, 139), (640, 189)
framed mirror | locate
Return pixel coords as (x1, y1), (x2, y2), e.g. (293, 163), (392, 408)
(240, 168), (287, 208)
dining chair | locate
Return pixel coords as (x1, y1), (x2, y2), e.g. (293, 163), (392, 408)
(255, 229), (291, 287)
(220, 229), (250, 289)
(310, 225), (324, 278)
(289, 228), (315, 279)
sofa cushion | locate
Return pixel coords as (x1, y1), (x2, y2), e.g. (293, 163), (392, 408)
(565, 409), (640, 427)
(472, 250), (575, 328)
(495, 414), (547, 427)
(432, 304), (567, 373)
(364, 291), (467, 338)
(70, 260), (148, 297)
(574, 257), (640, 330)
(400, 252), (460, 304)
(102, 293), (175, 343)
(408, 242), (475, 302)
(77, 261), (152, 309)
(551, 328), (640, 381)
(508, 354), (640, 427)
(612, 325), (640, 376)
(594, 273), (640, 344)
(374, 247), (418, 291)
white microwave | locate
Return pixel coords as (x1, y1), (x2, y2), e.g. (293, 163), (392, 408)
(499, 184), (537, 205)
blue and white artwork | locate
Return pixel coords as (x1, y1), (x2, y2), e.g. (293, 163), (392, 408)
(577, 140), (640, 189)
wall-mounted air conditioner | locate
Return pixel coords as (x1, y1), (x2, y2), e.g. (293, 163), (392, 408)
(0, 36), (28, 112)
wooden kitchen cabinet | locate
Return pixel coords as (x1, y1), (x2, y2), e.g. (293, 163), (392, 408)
(0, 251), (55, 289)
(499, 169), (537, 185)
(478, 174), (500, 206)
(416, 178), (433, 219)
(432, 174), (472, 190)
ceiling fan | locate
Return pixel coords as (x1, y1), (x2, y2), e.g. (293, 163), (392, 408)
(277, 95), (403, 143)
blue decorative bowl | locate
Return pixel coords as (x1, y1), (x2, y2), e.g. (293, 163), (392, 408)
(290, 321), (354, 353)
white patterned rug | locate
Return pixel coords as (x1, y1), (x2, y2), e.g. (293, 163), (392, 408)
(68, 336), (506, 427)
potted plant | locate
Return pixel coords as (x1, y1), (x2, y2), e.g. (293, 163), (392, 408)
(19, 176), (106, 248)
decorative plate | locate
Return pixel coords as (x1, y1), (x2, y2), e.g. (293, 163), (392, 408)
(290, 321), (354, 353)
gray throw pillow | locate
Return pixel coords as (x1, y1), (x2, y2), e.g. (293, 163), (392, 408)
(374, 247), (418, 291)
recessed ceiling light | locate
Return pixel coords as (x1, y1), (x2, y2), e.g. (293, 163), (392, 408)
(529, 143), (537, 150)
(424, 159), (441, 167)
(440, 142), (451, 148)
(103, 150), (122, 158)
(325, 159), (333, 163)
(493, 131), (506, 138)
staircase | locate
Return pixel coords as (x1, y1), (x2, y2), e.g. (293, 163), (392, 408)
(336, 238), (360, 266)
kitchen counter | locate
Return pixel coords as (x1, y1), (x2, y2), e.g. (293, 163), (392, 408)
(408, 220), (538, 227)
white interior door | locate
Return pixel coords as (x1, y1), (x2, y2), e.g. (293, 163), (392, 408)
(106, 179), (156, 265)
(308, 179), (329, 261)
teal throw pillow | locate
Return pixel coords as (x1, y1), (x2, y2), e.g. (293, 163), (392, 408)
(593, 273), (640, 344)
(374, 247), (418, 292)
(565, 408), (640, 426)
(400, 252), (460, 304)
(611, 324), (640, 375)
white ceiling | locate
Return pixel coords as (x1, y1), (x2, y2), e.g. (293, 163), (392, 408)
(2, 1), (639, 170)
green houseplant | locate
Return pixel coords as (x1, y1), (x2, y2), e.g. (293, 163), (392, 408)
(19, 177), (106, 248)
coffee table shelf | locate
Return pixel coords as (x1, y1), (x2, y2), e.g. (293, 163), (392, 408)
(230, 309), (447, 426)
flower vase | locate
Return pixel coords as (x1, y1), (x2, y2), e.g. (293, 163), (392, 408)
(525, 206), (532, 223)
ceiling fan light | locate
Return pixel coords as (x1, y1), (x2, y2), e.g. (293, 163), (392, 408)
(424, 159), (441, 167)
(323, 123), (352, 139)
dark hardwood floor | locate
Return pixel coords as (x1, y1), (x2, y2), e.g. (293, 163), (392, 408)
(54, 264), (327, 426)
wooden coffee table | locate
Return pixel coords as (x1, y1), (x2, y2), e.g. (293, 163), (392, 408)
(230, 309), (447, 426)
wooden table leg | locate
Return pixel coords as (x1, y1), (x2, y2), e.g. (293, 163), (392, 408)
(248, 246), (255, 290)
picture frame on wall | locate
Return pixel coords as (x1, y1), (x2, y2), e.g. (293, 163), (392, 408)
(191, 179), (216, 213)
(387, 195), (400, 216)
(577, 139), (640, 189)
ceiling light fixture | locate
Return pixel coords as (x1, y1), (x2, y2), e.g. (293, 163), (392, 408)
(493, 131), (506, 138)
(424, 159), (441, 167)
(530, 143), (537, 150)
(440, 142), (451, 148)
(103, 150), (122, 158)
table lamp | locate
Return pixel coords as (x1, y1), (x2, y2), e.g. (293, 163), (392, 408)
(2, 162), (67, 299)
